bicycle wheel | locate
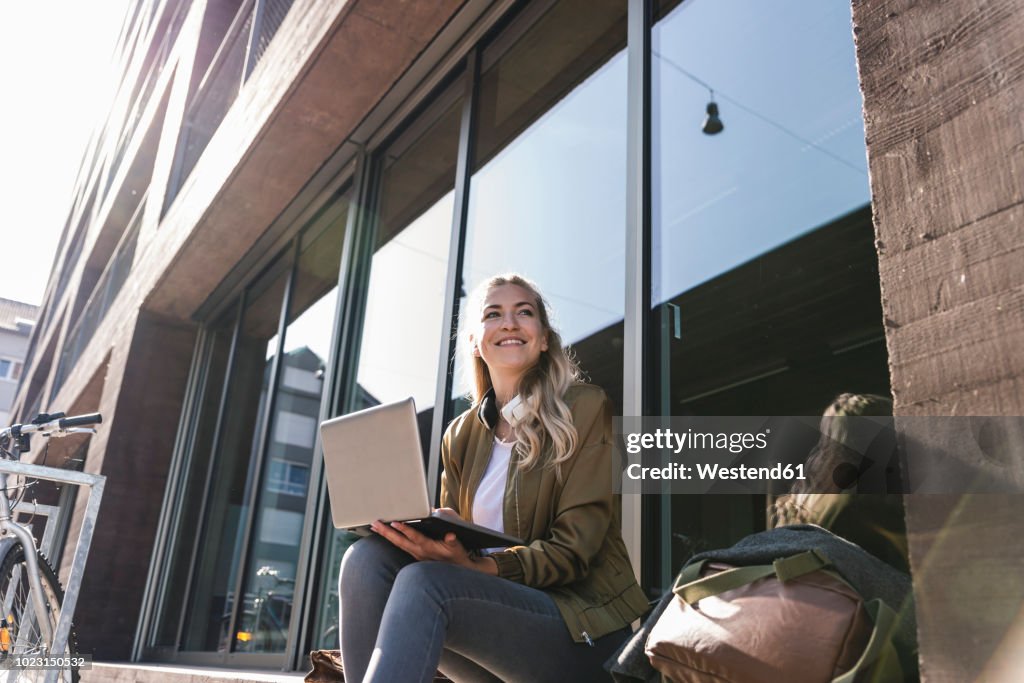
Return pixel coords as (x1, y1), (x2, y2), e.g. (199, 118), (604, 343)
(0, 546), (79, 682)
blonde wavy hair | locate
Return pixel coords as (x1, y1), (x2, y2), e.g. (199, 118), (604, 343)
(463, 274), (582, 480)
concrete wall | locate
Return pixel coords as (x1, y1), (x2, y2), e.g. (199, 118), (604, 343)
(59, 312), (197, 660)
(853, 1), (1024, 680)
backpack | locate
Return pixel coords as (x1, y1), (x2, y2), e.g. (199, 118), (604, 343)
(644, 526), (916, 682)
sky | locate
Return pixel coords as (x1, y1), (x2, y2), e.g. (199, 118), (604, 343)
(0, 2), (131, 306)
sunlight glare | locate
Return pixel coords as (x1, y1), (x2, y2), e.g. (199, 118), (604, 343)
(0, 1), (131, 305)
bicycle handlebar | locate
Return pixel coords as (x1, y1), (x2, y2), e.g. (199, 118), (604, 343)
(59, 413), (103, 429)
(1, 412), (104, 441)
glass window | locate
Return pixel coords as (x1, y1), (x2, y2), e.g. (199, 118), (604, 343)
(181, 254), (290, 652)
(454, 0), (628, 413)
(288, 461), (309, 488)
(310, 76), (463, 651)
(267, 459), (311, 497)
(0, 360), (11, 380)
(163, 187), (348, 659)
(649, 0), (890, 588)
(233, 191), (350, 654)
(273, 411), (318, 448)
(152, 305), (237, 648)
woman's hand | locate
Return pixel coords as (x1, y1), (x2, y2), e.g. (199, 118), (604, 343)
(370, 514), (498, 575)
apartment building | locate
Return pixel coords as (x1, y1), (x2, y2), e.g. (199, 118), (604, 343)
(0, 298), (37, 426)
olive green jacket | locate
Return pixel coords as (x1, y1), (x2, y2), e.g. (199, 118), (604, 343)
(440, 383), (650, 643)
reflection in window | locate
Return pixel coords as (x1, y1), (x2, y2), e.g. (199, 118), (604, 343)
(234, 191), (349, 654)
(283, 365), (323, 393)
(650, 0), (890, 588)
(258, 509), (304, 543)
(274, 411), (318, 448)
(456, 0), (628, 410)
(312, 79), (463, 651)
(267, 459), (311, 497)
(153, 304), (236, 647)
(357, 193), (454, 412)
(182, 256), (289, 652)
(653, 0), (869, 304)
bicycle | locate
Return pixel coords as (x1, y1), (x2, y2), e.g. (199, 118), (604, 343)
(221, 566), (295, 653)
(0, 412), (103, 683)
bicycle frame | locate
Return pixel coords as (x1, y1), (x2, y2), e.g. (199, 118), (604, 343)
(0, 460), (105, 683)
(0, 475), (55, 646)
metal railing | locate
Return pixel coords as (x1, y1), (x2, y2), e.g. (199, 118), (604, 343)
(246, 0), (295, 70)
(0, 460), (105, 683)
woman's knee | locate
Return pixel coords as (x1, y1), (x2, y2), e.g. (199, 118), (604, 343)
(390, 561), (461, 604)
(339, 535), (406, 592)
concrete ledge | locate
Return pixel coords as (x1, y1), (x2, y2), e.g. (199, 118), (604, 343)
(83, 662), (306, 682)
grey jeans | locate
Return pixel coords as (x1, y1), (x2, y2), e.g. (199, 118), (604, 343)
(338, 534), (629, 683)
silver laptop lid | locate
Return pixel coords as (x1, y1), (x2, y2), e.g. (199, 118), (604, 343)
(319, 397), (431, 529)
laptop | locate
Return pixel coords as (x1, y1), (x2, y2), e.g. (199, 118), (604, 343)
(319, 397), (524, 550)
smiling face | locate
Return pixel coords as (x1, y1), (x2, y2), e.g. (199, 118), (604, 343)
(471, 283), (549, 391)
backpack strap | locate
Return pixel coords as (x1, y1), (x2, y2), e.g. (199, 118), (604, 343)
(672, 551), (903, 683)
(673, 550), (830, 604)
(831, 598), (902, 683)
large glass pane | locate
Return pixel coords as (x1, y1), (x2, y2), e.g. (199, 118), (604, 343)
(650, 0), (892, 588)
(153, 305), (237, 648)
(311, 81), (462, 650)
(181, 255), (289, 652)
(455, 0), (628, 412)
(233, 192), (350, 653)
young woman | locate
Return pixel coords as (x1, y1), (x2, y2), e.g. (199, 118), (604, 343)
(338, 274), (649, 682)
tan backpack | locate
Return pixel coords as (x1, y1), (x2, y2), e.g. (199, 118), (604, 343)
(645, 550), (903, 682)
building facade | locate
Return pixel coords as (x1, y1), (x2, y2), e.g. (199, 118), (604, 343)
(13, 0), (1024, 678)
(0, 299), (37, 426)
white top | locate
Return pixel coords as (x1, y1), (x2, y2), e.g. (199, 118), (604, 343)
(472, 437), (514, 554)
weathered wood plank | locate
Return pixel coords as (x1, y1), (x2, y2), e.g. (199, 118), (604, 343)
(854, 0), (1024, 155)
(903, 494), (1024, 682)
(897, 374), (1024, 416)
(867, 80), (1024, 254)
(850, 3), (1023, 682)
(877, 203), (1024, 325)
(885, 284), (1024, 405)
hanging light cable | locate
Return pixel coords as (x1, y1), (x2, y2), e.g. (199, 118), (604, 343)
(653, 50), (866, 173)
